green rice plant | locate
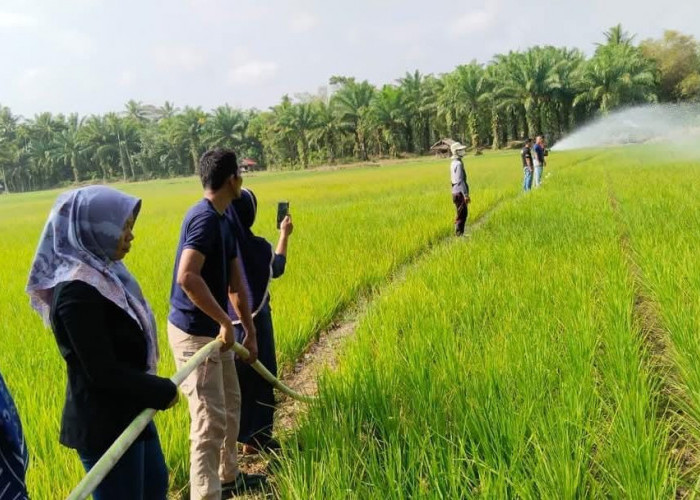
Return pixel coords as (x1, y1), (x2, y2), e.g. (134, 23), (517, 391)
(272, 154), (677, 498)
(605, 146), (700, 491)
(0, 154), (522, 497)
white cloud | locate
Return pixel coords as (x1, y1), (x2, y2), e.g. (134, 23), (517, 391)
(153, 45), (207, 72)
(0, 12), (39, 28)
(227, 61), (278, 85)
(289, 12), (319, 33)
(448, 4), (499, 38)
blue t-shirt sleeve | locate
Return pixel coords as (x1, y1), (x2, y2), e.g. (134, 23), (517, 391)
(271, 253), (287, 278)
(183, 212), (219, 256)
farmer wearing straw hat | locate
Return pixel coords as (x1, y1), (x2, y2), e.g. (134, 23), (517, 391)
(450, 142), (470, 236)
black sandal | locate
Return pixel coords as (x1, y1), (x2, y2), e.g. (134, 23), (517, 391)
(221, 472), (267, 497)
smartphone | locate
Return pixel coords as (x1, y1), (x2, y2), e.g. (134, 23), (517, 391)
(276, 201), (290, 229)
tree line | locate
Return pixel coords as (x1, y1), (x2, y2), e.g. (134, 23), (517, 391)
(1, 25), (699, 193)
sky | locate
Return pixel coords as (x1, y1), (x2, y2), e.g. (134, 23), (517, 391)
(1, 0), (699, 118)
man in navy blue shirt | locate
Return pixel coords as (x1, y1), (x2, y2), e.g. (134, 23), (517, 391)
(533, 135), (547, 188)
(521, 138), (534, 192)
(168, 148), (264, 499)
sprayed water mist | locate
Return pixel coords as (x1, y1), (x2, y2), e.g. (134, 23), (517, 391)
(552, 104), (700, 156)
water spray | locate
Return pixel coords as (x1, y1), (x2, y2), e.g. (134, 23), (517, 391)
(552, 103), (700, 153)
(66, 339), (313, 500)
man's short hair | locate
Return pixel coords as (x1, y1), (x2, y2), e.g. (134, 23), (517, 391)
(199, 148), (239, 190)
(525, 137), (532, 143)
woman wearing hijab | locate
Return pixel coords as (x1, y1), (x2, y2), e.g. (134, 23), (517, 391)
(26, 186), (178, 500)
(224, 188), (293, 454)
(0, 372), (29, 499)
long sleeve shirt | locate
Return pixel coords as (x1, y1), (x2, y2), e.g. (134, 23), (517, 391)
(51, 281), (177, 453)
(450, 158), (469, 196)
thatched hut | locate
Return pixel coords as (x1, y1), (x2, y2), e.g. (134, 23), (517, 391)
(429, 138), (457, 157)
(239, 158), (259, 172)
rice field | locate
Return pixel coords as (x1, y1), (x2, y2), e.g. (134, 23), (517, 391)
(0, 154), (520, 497)
(1, 147), (699, 498)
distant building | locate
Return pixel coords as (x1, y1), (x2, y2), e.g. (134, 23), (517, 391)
(429, 138), (458, 157)
(239, 158), (259, 172)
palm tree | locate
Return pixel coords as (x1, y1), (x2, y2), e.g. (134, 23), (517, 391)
(574, 44), (657, 114)
(547, 47), (585, 138)
(396, 71), (421, 152)
(480, 65), (503, 149)
(204, 105), (247, 150)
(494, 48), (560, 138)
(438, 62), (486, 150)
(601, 24), (635, 47)
(50, 114), (83, 184)
(370, 85), (406, 157)
(310, 100), (341, 164)
(278, 102), (317, 169)
(173, 107), (208, 174)
(80, 116), (115, 181)
(0, 106), (19, 192)
(124, 100), (149, 123)
(156, 101), (179, 121)
(332, 79), (375, 160)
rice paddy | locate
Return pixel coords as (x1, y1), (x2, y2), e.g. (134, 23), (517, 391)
(1, 147), (699, 497)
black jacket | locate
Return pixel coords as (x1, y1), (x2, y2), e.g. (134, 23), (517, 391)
(50, 280), (176, 454)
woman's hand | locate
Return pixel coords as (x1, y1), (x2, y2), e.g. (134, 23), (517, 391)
(166, 391), (179, 409)
(280, 215), (293, 237)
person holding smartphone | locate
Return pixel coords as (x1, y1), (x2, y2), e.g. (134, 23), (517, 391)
(224, 188), (293, 454)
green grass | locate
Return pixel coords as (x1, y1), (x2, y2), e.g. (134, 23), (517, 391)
(0, 154), (521, 497)
(270, 152), (680, 498)
(2, 147), (698, 497)
(605, 147), (700, 490)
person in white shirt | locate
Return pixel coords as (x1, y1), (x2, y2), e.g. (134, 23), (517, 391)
(449, 142), (470, 236)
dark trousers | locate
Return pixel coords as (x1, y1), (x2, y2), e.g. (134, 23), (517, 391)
(235, 305), (277, 446)
(452, 192), (468, 235)
(78, 423), (168, 500)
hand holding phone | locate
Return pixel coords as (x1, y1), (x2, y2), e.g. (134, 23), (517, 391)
(276, 201), (290, 229)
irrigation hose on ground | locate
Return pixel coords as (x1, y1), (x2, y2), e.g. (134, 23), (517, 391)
(66, 339), (314, 500)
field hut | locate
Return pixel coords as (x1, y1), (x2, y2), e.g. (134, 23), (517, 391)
(430, 138), (457, 157)
(239, 158), (259, 172)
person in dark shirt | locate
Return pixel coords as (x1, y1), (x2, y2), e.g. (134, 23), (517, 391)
(521, 138), (534, 192)
(224, 188), (293, 455)
(0, 371), (29, 500)
(167, 149), (264, 499)
(26, 186), (178, 500)
(533, 135), (547, 188)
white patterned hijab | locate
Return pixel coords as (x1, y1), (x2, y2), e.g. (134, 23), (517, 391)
(26, 186), (159, 372)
